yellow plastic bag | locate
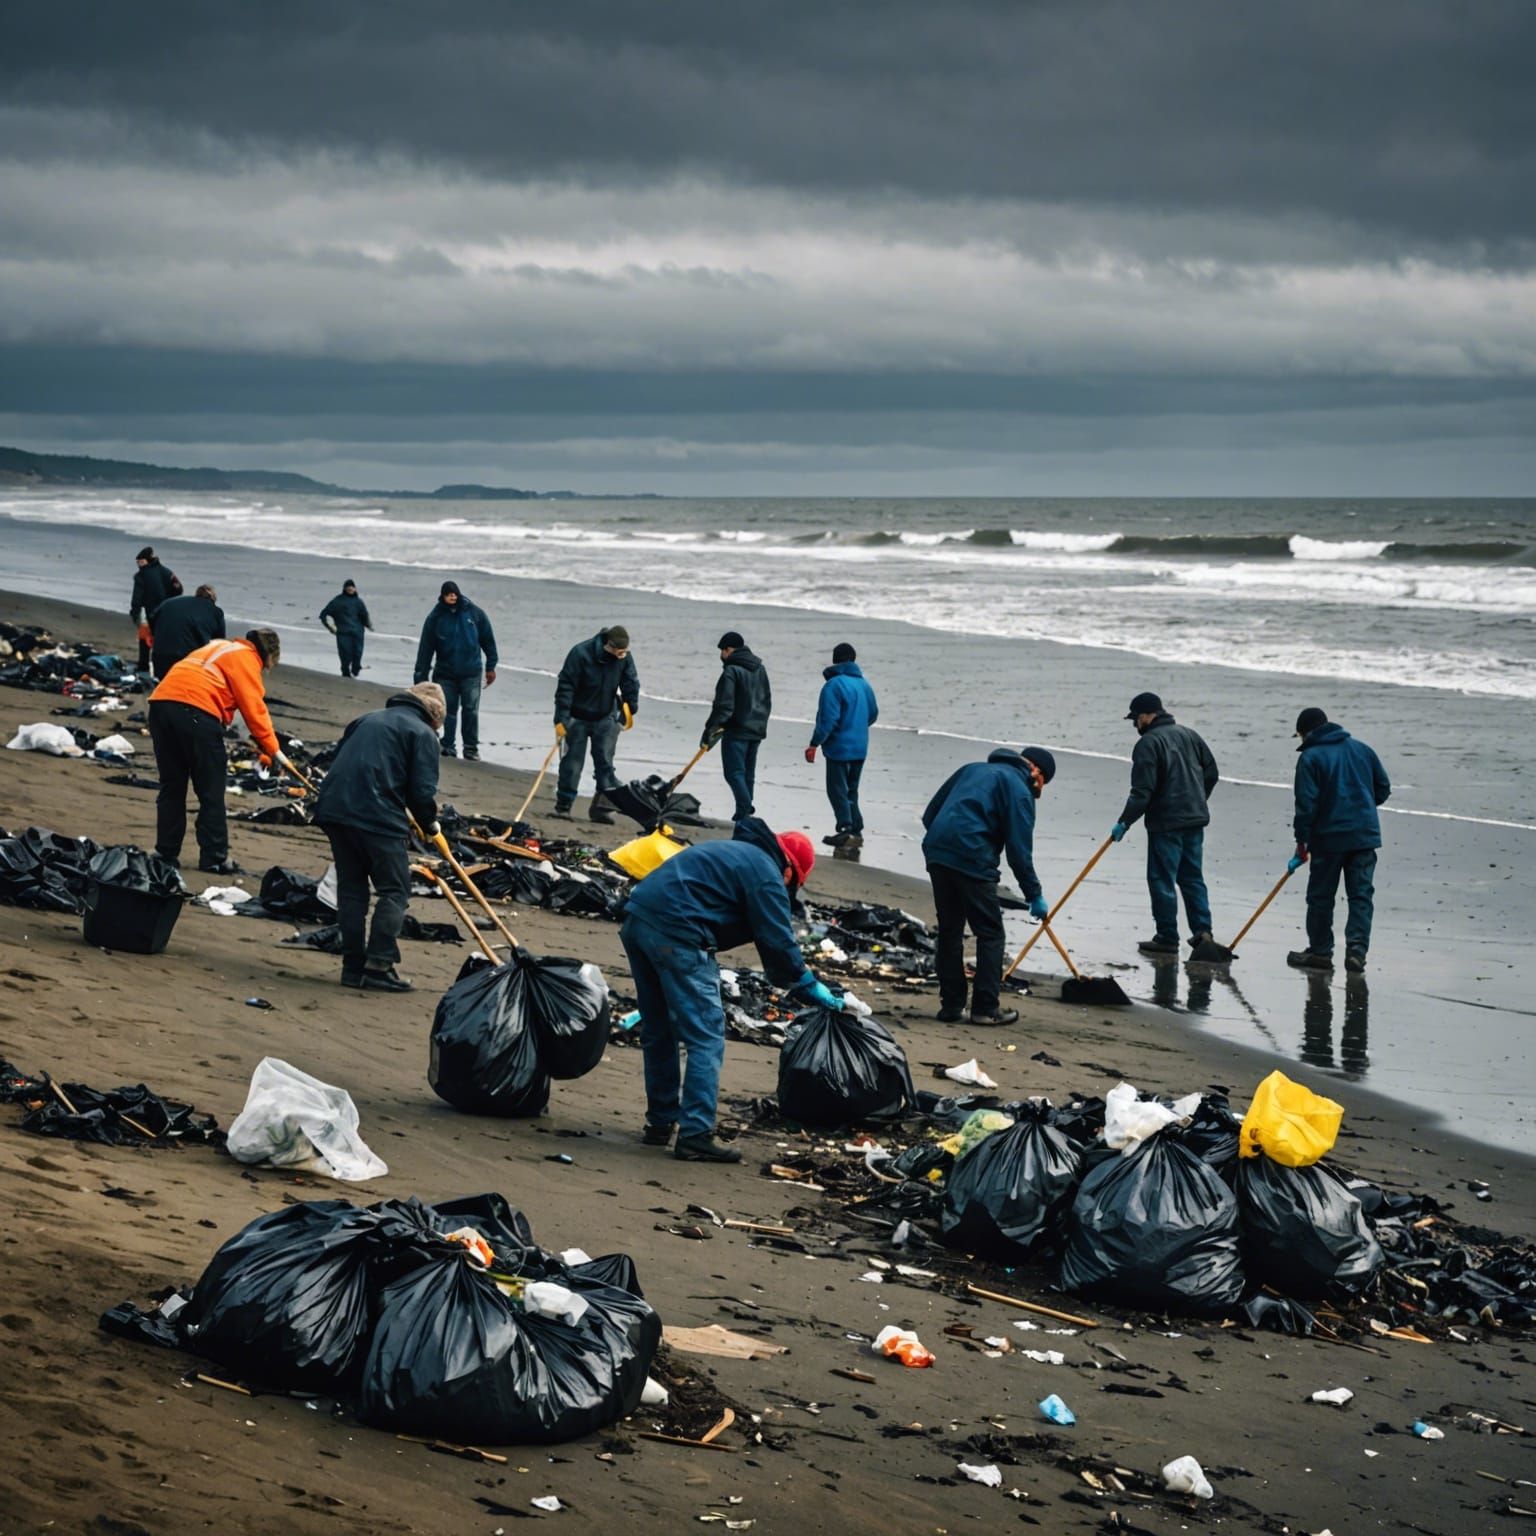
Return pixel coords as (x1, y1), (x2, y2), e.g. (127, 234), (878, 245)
(1239, 1070), (1343, 1167)
(609, 829), (686, 881)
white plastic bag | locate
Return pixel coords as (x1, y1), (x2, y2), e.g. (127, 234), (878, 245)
(225, 1057), (388, 1182)
(95, 733), (136, 755)
(6, 722), (84, 757)
(1162, 1455), (1214, 1499)
(316, 862), (338, 912)
(523, 1281), (590, 1327)
(944, 1057), (998, 1089)
(1103, 1081), (1202, 1151)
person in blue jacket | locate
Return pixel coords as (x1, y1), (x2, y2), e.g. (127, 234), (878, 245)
(921, 746), (1055, 1027)
(805, 642), (879, 850)
(621, 819), (838, 1163)
(320, 578), (373, 678)
(412, 580), (498, 760)
(1286, 707), (1391, 974)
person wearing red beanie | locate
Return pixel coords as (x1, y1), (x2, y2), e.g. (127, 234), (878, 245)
(620, 816), (841, 1164)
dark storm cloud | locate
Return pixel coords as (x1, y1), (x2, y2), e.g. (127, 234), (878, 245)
(3, 0), (1534, 246)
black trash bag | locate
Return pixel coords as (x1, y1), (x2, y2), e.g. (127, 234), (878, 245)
(892, 1142), (952, 1182)
(1059, 1132), (1245, 1313)
(940, 1101), (1083, 1261)
(476, 862), (556, 905)
(515, 950), (612, 1080)
(180, 1200), (393, 1391)
(1236, 1156), (1384, 1298)
(88, 845), (184, 897)
(258, 866), (333, 922)
(429, 955), (552, 1116)
(356, 1243), (661, 1444)
(246, 801), (312, 826)
(776, 1006), (915, 1128)
(1242, 1292), (1318, 1336)
(0, 826), (98, 912)
(1182, 1094), (1241, 1181)
(543, 873), (623, 919)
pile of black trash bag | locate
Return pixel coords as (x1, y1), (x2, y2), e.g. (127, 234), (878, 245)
(430, 951), (612, 1116)
(100, 1193), (661, 1443)
(0, 825), (100, 913)
(0, 627), (147, 695)
(0, 1057), (223, 1147)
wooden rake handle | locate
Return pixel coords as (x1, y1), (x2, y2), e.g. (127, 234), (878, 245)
(514, 736), (562, 823)
(1225, 866), (1296, 953)
(668, 741), (713, 792)
(409, 816), (520, 950)
(1041, 920), (1084, 980)
(1004, 836), (1115, 979)
(276, 751), (318, 795)
(412, 864), (499, 963)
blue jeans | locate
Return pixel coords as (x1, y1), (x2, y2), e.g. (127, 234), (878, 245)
(1146, 826), (1212, 941)
(439, 672), (482, 753)
(720, 736), (759, 821)
(556, 715), (621, 810)
(620, 916), (726, 1138)
(1305, 847), (1377, 957)
(825, 757), (865, 834)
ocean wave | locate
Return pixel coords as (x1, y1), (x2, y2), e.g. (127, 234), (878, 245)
(1289, 535), (1391, 561)
(1007, 530), (1123, 552)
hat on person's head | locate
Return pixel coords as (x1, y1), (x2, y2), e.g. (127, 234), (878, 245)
(777, 830), (815, 890)
(136, 546), (155, 561)
(1125, 691), (1163, 719)
(408, 681), (447, 728)
(246, 628), (282, 666)
(195, 583), (217, 602)
(718, 630), (744, 650)
(1295, 706), (1328, 737)
(440, 580), (461, 598)
(1021, 745), (1056, 784)
(343, 578), (357, 591)
(832, 642), (857, 664)
(605, 625), (631, 649)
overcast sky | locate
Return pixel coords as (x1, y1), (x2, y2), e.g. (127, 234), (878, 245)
(2, 1), (1533, 494)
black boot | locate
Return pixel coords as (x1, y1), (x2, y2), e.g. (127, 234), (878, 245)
(362, 965), (413, 993)
(674, 1134), (743, 1163)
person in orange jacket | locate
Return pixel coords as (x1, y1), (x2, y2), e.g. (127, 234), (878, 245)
(149, 629), (282, 873)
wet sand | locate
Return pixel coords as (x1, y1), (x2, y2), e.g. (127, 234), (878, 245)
(1, 591), (1533, 1536)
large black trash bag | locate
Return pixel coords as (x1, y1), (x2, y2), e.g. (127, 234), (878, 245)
(89, 845), (184, 897)
(1060, 1132), (1245, 1312)
(1236, 1155), (1383, 1298)
(429, 955), (551, 1115)
(1182, 1094), (1241, 1182)
(518, 951), (612, 1080)
(257, 866), (333, 921)
(776, 1006), (915, 1128)
(180, 1200), (392, 1391)
(940, 1101), (1082, 1261)
(0, 826), (98, 913)
(356, 1242), (661, 1444)
(543, 873), (624, 919)
(477, 862), (556, 905)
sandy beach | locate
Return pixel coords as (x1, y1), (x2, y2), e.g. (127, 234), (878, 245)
(1, 590), (1533, 1535)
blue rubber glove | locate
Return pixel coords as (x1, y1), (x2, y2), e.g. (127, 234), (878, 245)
(1028, 894), (1050, 921)
(1110, 821), (1128, 843)
(1286, 856), (1303, 873)
(794, 972), (845, 1011)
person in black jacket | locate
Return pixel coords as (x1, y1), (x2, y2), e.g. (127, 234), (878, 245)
(312, 683), (445, 992)
(1109, 692), (1220, 955)
(552, 625), (639, 822)
(702, 631), (771, 821)
(413, 580), (498, 760)
(129, 546), (181, 670)
(150, 585), (226, 678)
(320, 579), (373, 677)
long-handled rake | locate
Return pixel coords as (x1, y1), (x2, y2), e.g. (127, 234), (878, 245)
(1038, 919), (1131, 1006)
(1003, 835), (1116, 980)
(514, 736), (562, 823)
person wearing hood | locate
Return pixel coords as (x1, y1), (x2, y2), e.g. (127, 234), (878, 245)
(1110, 692), (1220, 956)
(149, 629), (282, 874)
(312, 683), (446, 992)
(620, 817), (839, 1163)
(129, 546), (182, 671)
(805, 642), (879, 850)
(922, 746), (1055, 1026)
(1287, 707), (1391, 974)
(150, 584), (226, 678)
(702, 631), (772, 821)
(320, 579), (373, 678)
(552, 624), (639, 823)
(412, 580), (498, 760)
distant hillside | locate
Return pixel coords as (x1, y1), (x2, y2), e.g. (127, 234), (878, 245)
(0, 445), (615, 500)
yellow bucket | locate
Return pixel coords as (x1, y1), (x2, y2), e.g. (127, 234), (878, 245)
(609, 829), (687, 880)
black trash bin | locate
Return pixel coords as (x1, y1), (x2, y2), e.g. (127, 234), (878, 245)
(82, 846), (186, 954)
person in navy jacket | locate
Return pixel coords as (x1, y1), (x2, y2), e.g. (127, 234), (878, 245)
(805, 642), (879, 849)
(413, 580), (498, 760)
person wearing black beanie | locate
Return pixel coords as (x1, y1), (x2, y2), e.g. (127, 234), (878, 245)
(320, 578), (373, 678)
(702, 632), (771, 821)
(412, 579), (499, 760)
(806, 642), (878, 850)
(129, 545), (182, 672)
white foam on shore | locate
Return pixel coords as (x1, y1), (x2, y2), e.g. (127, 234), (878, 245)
(1290, 534), (1392, 560)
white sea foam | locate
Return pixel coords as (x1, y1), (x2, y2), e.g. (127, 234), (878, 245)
(1010, 530), (1122, 552)
(1289, 535), (1391, 560)
(897, 529), (967, 545)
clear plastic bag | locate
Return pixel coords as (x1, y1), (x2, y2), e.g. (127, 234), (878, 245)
(225, 1057), (388, 1181)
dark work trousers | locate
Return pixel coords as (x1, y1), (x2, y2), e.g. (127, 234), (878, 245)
(1145, 826), (1213, 941)
(323, 823), (411, 974)
(136, 629), (152, 671)
(825, 756), (865, 834)
(720, 735), (760, 821)
(556, 715), (621, 812)
(335, 631), (364, 677)
(440, 672), (482, 753)
(148, 699), (229, 865)
(927, 861), (1005, 1016)
(1306, 847), (1377, 957)
(151, 649), (189, 681)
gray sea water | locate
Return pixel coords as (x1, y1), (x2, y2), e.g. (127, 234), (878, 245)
(2, 491), (1533, 1149)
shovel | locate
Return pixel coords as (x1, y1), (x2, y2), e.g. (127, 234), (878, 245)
(1004, 835), (1115, 980)
(604, 738), (715, 830)
(1040, 920), (1131, 1007)
(1189, 866), (1296, 964)
(514, 736), (561, 823)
